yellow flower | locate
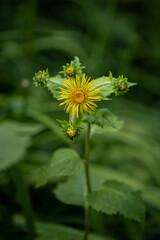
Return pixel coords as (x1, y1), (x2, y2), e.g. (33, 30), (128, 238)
(58, 74), (101, 118)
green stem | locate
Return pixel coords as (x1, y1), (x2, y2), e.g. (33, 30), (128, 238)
(48, 79), (65, 87)
(83, 123), (91, 240)
(95, 81), (112, 89)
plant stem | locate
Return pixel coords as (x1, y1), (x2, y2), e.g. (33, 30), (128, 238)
(95, 81), (112, 89)
(48, 79), (65, 87)
(83, 122), (91, 240)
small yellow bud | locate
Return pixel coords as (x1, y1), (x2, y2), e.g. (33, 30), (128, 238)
(119, 83), (126, 91)
(66, 67), (75, 77)
(67, 128), (76, 140)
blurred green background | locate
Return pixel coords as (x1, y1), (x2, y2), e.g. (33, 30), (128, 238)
(0, 0), (160, 240)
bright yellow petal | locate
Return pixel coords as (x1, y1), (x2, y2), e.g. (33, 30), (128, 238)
(76, 105), (79, 118)
(66, 102), (73, 113)
(59, 99), (70, 106)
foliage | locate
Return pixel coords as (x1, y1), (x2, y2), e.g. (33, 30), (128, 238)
(83, 108), (124, 132)
(0, 121), (43, 171)
(87, 180), (145, 226)
(36, 148), (83, 188)
(0, 0), (160, 239)
(47, 75), (64, 100)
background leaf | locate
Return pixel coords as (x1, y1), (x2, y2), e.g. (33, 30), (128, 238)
(0, 121), (43, 171)
(13, 215), (115, 240)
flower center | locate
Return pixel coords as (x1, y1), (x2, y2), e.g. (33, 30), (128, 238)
(71, 90), (85, 103)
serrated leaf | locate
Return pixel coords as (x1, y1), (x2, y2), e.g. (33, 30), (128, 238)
(36, 148), (83, 188)
(83, 108), (124, 132)
(47, 75), (64, 99)
(87, 180), (145, 226)
(94, 76), (114, 100)
(0, 121), (43, 171)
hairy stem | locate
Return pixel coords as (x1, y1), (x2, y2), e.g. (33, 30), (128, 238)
(95, 81), (112, 89)
(48, 79), (65, 87)
(83, 123), (91, 240)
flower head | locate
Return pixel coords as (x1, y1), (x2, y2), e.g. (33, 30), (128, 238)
(58, 74), (101, 118)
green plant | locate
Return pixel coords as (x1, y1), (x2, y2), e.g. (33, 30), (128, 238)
(34, 57), (144, 240)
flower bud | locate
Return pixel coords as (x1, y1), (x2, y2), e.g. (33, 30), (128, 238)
(33, 69), (49, 87)
(66, 67), (75, 77)
(59, 56), (85, 78)
(57, 119), (83, 140)
(67, 128), (76, 140)
(112, 75), (129, 96)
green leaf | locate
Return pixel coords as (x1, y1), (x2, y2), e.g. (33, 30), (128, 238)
(36, 148), (83, 188)
(87, 180), (145, 226)
(47, 75), (64, 99)
(54, 167), (108, 206)
(94, 76), (113, 100)
(54, 173), (86, 206)
(0, 121), (43, 171)
(128, 82), (137, 87)
(54, 163), (160, 211)
(83, 108), (123, 132)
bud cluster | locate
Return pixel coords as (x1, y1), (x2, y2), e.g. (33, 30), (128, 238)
(112, 75), (129, 96)
(33, 69), (49, 87)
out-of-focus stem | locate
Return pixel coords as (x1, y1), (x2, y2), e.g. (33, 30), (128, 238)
(83, 122), (91, 240)
(95, 81), (112, 89)
(48, 79), (65, 87)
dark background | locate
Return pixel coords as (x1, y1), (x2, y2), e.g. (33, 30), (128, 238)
(0, 0), (160, 240)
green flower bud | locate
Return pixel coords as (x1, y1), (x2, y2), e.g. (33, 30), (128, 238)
(57, 119), (83, 140)
(59, 56), (85, 78)
(112, 75), (129, 96)
(66, 67), (75, 77)
(66, 128), (76, 140)
(33, 69), (49, 87)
